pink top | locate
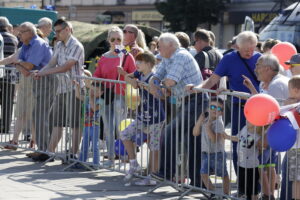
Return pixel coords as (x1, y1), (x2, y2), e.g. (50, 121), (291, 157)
(93, 53), (136, 95)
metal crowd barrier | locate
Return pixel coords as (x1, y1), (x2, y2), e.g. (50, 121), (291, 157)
(0, 67), (297, 200)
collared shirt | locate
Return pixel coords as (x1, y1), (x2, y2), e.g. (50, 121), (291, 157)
(53, 35), (84, 93)
(154, 48), (203, 99)
(19, 35), (52, 71)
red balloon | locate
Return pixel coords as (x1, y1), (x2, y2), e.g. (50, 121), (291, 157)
(244, 94), (280, 126)
(271, 42), (297, 70)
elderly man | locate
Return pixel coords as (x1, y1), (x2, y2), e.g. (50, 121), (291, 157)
(0, 17), (18, 133)
(149, 33), (207, 187)
(123, 24), (143, 58)
(187, 31), (261, 174)
(14, 22), (54, 160)
(35, 18), (84, 161)
(37, 17), (53, 43)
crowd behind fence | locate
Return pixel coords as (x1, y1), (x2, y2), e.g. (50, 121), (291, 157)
(0, 67), (297, 200)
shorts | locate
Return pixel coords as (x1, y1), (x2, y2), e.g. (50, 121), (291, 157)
(120, 119), (164, 151)
(288, 148), (300, 181)
(238, 167), (260, 198)
(51, 90), (82, 128)
(200, 152), (228, 177)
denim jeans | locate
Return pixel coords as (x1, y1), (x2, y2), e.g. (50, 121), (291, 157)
(101, 103), (115, 160)
(280, 154), (292, 200)
(79, 125), (100, 165)
(158, 93), (208, 186)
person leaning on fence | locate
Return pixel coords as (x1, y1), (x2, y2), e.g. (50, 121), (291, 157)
(193, 97), (230, 199)
(122, 52), (165, 186)
(73, 80), (105, 169)
(34, 18), (85, 160)
(223, 121), (268, 200)
(149, 33), (208, 187)
(93, 26), (136, 168)
(186, 31), (261, 175)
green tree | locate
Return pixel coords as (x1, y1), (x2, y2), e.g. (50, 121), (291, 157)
(155, 0), (226, 32)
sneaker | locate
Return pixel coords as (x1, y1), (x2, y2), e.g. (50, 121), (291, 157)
(135, 178), (157, 186)
(102, 160), (114, 168)
(124, 164), (142, 181)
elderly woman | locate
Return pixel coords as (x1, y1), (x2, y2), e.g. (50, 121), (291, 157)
(93, 26), (136, 167)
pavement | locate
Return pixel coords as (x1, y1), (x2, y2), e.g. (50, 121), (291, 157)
(0, 148), (207, 200)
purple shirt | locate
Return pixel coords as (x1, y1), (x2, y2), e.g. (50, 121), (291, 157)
(19, 35), (52, 70)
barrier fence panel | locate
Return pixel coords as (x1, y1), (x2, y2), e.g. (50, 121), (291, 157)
(1, 70), (298, 200)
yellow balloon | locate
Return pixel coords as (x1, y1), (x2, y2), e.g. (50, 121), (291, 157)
(119, 118), (134, 132)
(126, 84), (140, 110)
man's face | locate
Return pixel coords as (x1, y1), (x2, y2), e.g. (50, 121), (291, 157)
(290, 64), (300, 76)
(54, 24), (68, 42)
(158, 40), (173, 58)
(18, 26), (33, 44)
(238, 42), (256, 59)
(40, 24), (52, 37)
(123, 26), (136, 45)
(254, 60), (269, 82)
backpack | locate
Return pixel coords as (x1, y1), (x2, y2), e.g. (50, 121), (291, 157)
(200, 51), (213, 81)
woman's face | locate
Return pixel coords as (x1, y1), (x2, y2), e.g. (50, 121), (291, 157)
(108, 32), (122, 50)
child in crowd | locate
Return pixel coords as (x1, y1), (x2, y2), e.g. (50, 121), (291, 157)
(285, 75), (300, 200)
(75, 78), (105, 168)
(224, 121), (268, 200)
(193, 97), (230, 199)
(121, 52), (165, 185)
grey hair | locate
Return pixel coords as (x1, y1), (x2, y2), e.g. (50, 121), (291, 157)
(107, 26), (123, 41)
(257, 53), (282, 72)
(0, 16), (10, 28)
(158, 33), (180, 49)
(20, 22), (37, 35)
(38, 17), (52, 27)
(236, 31), (258, 48)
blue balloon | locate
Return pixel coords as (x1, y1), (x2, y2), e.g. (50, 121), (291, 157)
(131, 133), (147, 146)
(115, 139), (127, 156)
(267, 118), (297, 152)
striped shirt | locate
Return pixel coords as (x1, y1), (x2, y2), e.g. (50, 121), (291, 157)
(0, 31), (18, 58)
(154, 48), (203, 98)
(53, 35), (84, 93)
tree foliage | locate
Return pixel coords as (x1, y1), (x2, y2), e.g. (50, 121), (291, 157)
(155, 0), (226, 32)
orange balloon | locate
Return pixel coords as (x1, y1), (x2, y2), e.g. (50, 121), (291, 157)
(244, 94), (280, 126)
(271, 42), (297, 70)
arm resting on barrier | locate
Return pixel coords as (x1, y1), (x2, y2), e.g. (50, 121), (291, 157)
(37, 59), (75, 76)
(125, 73), (138, 89)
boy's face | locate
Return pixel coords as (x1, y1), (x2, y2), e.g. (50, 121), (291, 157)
(136, 60), (150, 73)
(288, 85), (300, 100)
(90, 86), (103, 97)
(208, 101), (223, 119)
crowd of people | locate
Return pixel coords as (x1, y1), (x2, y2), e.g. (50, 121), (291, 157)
(0, 16), (299, 200)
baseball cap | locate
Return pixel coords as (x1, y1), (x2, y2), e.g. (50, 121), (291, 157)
(285, 54), (300, 65)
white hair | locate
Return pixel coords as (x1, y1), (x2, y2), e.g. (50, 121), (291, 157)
(257, 53), (283, 73)
(158, 33), (180, 49)
(236, 31), (258, 48)
(38, 17), (52, 28)
(20, 22), (37, 35)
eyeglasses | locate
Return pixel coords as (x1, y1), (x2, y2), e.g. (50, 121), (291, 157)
(123, 29), (135, 34)
(110, 38), (122, 43)
(210, 105), (223, 111)
(19, 30), (30, 34)
(54, 26), (66, 34)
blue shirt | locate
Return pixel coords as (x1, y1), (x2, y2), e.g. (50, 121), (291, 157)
(19, 35), (52, 70)
(154, 48), (203, 98)
(214, 51), (261, 102)
(134, 71), (165, 125)
(84, 95), (104, 127)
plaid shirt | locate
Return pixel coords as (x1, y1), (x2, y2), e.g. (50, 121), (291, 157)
(154, 48), (203, 98)
(53, 35), (84, 93)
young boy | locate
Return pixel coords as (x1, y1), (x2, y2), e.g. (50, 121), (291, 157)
(121, 52), (165, 185)
(193, 97), (230, 199)
(75, 80), (105, 168)
(224, 121), (267, 200)
(285, 75), (300, 200)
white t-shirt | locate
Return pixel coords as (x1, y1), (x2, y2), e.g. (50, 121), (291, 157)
(292, 130), (300, 149)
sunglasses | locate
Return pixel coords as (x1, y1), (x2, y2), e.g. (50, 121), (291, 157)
(210, 105), (223, 111)
(110, 38), (121, 43)
(123, 29), (135, 34)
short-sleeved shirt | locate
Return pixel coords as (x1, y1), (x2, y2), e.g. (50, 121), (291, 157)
(134, 71), (165, 125)
(93, 52), (136, 95)
(154, 48), (203, 99)
(214, 51), (261, 102)
(201, 117), (225, 153)
(53, 35), (85, 93)
(19, 35), (52, 70)
(238, 126), (261, 168)
(259, 74), (289, 105)
(0, 31), (18, 58)
(84, 96), (105, 127)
